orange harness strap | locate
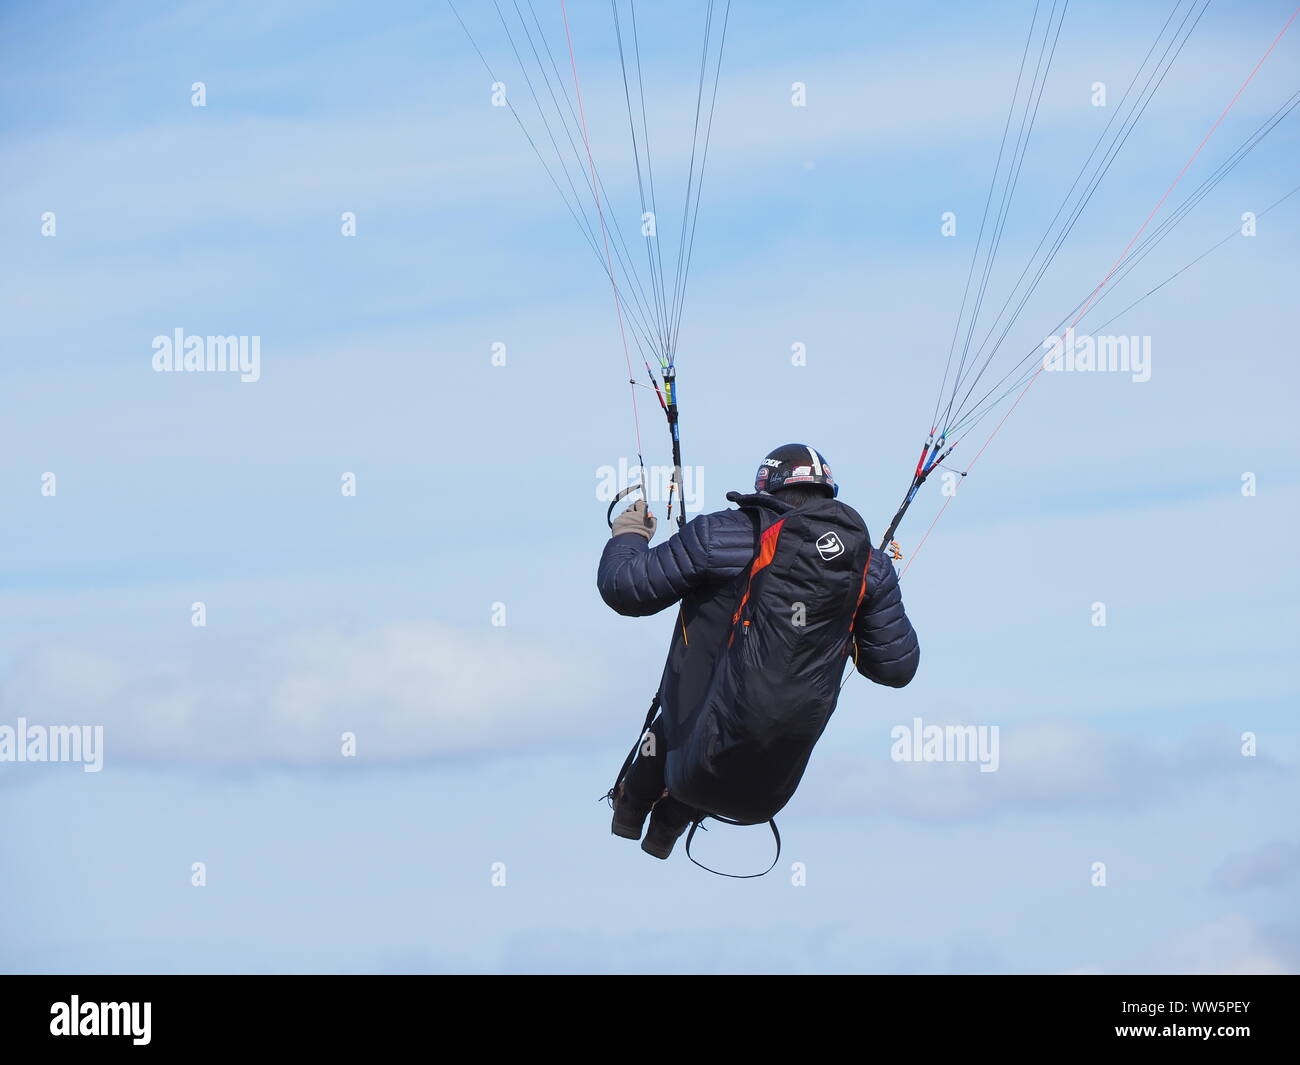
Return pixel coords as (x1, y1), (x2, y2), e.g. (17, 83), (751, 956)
(848, 547), (873, 636)
(728, 519), (785, 648)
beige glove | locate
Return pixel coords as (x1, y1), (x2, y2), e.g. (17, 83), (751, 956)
(612, 499), (657, 540)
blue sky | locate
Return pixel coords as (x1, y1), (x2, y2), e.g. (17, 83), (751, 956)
(2, 0), (1298, 974)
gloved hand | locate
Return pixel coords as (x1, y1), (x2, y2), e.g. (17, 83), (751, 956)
(611, 499), (656, 541)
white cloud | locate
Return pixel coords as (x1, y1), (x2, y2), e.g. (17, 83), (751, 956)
(0, 620), (608, 767)
(1067, 915), (1299, 975)
(803, 716), (1276, 821)
(1151, 913), (1297, 975)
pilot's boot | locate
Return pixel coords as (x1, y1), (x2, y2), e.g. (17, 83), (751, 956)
(610, 781), (654, 841)
(640, 799), (693, 860)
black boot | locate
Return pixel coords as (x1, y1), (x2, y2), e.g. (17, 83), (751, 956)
(610, 783), (654, 841)
(641, 806), (691, 860)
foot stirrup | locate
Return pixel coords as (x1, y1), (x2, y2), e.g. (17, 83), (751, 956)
(685, 816), (781, 879)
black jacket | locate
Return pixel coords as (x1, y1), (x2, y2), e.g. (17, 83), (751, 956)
(597, 491), (920, 740)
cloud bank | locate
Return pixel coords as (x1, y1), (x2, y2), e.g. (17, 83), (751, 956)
(0, 620), (608, 767)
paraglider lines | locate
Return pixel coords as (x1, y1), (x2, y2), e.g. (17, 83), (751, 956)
(901, 3), (1300, 576)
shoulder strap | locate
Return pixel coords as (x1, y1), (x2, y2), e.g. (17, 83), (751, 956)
(727, 517), (787, 647)
(684, 816), (782, 879)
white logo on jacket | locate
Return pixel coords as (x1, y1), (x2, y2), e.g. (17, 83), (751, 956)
(815, 532), (844, 560)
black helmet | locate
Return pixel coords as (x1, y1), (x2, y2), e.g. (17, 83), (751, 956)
(754, 443), (838, 498)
